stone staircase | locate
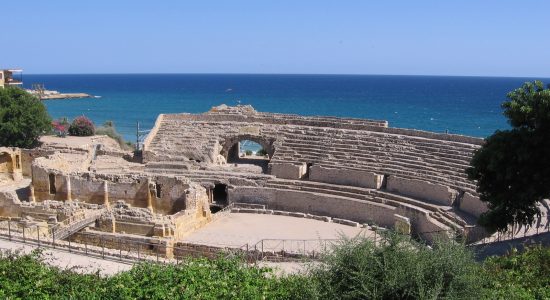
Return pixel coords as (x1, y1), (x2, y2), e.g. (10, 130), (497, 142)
(53, 209), (105, 240)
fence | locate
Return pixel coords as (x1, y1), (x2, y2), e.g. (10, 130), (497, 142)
(0, 211), (548, 266)
(0, 219), (338, 264)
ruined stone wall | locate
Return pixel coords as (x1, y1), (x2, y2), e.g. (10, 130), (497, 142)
(32, 158), (205, 217)
(0, 148), (23, 181)
(0, 190), (22, 217)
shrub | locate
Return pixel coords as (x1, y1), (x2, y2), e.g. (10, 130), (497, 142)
(0, 87), (51, 148)
(51, 117), (69, 137)
(95, 121), (131, 149)
(68, 116), (95, 136)
(483, 246), (550, 299)
(245, 150), (253, 156)
(257, 148), (268, 156)
(311, 233), (483, 299)
(0, 250), (313, 299)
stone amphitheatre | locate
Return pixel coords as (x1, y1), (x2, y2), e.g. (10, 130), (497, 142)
(1, 104), (548, 261)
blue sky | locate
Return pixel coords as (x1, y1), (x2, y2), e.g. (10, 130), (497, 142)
(3, 1), (550, 76)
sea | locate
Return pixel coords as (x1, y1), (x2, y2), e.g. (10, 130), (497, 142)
(22, 74), (550, 142)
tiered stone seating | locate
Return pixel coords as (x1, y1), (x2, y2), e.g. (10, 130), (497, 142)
(144, 164), (274, 186)
(263, 126), (479, 193)
(263, 179), (467, 231)
(143, 105), (484, 238)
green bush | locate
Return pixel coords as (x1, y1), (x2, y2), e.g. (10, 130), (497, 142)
(311, 233), (483, 299)
(0, 87), (51, 148)
(245, 150), (253, 156)
(0, 250), (313, 299)
(68, 116), (95, 136)
(1, 237), (549, 299)
(95, 121), (131, 149)
(483, 246), (550, 299)
(0, 250), (102, 299)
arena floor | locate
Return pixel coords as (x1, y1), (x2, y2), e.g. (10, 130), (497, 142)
(182, 213), (371, 252)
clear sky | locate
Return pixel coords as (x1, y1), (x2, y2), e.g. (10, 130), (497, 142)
(3, 1), (549, 77)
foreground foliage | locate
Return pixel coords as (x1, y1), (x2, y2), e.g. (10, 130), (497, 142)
(0, 87), (51, 148)
(483, 245), (550, 300)
(311, 234), (482, 299)
(467, 80), (550, 232)
(0, 250), (312, 300)
(0, 236), (548, 299)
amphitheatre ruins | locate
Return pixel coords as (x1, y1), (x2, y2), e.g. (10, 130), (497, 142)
(0, 104), (548, 261)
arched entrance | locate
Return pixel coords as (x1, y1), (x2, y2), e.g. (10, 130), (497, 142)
(220, 135), (275, 173)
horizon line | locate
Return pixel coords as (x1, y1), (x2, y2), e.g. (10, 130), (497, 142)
(15, 71), (550, 79)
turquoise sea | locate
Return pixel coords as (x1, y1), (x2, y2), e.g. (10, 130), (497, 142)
(23, 74), (550, 141)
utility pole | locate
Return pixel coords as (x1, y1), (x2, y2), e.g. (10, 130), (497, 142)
(136, 121), (140, 151)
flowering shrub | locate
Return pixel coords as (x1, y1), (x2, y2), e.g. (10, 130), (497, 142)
(51, 120), (68, 137)
(68, 116), (95, 136)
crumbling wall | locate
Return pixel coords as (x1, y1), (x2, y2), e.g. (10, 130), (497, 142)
(309, 165), (383, 189)
(0, 147), (23, 181)
(387, 176), (458, 206)
(0, 190), (22, 217)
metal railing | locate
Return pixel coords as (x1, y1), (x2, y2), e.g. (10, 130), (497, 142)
(0, 212), (548, 266)
(0, 220), (336, 264)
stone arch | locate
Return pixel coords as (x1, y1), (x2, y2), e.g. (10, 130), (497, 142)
(219, 134), (275, 161)
(0, 152), (14, 174)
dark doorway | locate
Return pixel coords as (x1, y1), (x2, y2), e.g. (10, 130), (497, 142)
(49, 173), (56, 195)
(155, 184), (162, 198)
(213, 183), (228, 206)
(210, 183), (228, 214)
(303, 163), (313, 179)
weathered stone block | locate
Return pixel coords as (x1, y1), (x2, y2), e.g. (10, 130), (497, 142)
(386, 176), (458, 206)
(270, 163), (307, 179)
(333, 218), (360, 227)
(459, 192), (488, 217)
(309, 165), (383, 189)
(394, 214), (411, 235)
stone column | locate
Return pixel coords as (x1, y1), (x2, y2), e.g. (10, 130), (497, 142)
(11, 154), (16, 173)
(28, 184), (36, 203)
(66, 176), (72, 202)
(147, 178), (154, 213)
(103, 180), (110, 209)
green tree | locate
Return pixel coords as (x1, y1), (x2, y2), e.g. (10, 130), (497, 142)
(467, 81), (550, 233)
(0, 87), (51, 148)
